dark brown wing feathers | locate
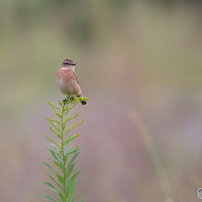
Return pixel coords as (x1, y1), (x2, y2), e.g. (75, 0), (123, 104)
(73, 71), (79, 84)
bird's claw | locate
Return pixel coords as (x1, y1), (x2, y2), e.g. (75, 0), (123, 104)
(68, 96), (74, 101)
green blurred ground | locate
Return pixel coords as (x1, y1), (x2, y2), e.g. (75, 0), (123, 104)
(0, 1), (202, 201)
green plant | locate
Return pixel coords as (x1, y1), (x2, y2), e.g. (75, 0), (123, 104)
(43, 96), (88, 202)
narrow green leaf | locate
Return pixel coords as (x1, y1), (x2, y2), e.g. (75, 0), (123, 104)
(64, 139), (73, 149)
(50, 143), (59, 151)
(67, 178), (77, 201)
(71, 194), (86, 202)
(64, 134), (80, 149)
(46, 147), (60, 156)
(80, 198), (87, 202)
(47, 174), (64, 192)
(49, 168), (62, 178)
(65, 176), (69, 188)
(43, 162), (60, 175)
(56, 175), (65, 188)
(69, 170), (81, 185)
(66, 145), (80, 156)
(47, 158), (63, 171)
(66, 148), (80, 156)
(46, 147), (63, 167)
(66, 161), (76, 180)
(43, 182), (55, 189)
(67, 151), (81, 168)
(53, 161), (63, 171)
(58, 192), (65, 202)
(42, 195), (57, 202)
(48, 187), (60, 195)
(64, 155), (68, 166)
(47, 187), (65, 201)
(65, 146), (72, 156)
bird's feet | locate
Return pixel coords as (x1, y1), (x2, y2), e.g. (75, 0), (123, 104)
(68, 95), (75, 101)
(62, 99), (67, 104)
(63, 96), (75, 105)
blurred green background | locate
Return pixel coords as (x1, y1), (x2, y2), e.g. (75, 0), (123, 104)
(1, 0), (202, 201)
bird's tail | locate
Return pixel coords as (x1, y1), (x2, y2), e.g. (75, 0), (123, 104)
(81, 100), (87, 105)
(78, 93), (87, 106)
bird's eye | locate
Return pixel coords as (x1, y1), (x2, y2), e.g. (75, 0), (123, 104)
(64, 62), (69, 65)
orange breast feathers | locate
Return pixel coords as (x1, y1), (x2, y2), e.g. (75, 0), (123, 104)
(56, 68), (82, 96)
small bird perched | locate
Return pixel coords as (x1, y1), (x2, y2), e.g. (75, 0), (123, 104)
(56, 59), (87, 105)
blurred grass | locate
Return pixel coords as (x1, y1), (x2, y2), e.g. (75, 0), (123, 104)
(0, 0), (202, 202)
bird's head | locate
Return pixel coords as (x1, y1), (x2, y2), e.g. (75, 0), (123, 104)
(61, 59), (76, 70)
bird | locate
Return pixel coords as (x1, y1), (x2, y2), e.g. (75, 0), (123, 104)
(56, 58), (87, 105)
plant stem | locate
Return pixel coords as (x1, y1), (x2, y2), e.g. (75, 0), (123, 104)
(61, 103), (67, 201)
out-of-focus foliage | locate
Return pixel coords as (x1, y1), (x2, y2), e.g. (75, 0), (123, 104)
(0, 0), (202, 202)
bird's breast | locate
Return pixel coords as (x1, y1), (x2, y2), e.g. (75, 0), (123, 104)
(56, 69), (80, 95)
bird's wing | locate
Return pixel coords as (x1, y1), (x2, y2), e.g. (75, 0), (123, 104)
(73, 71), (79, 84)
